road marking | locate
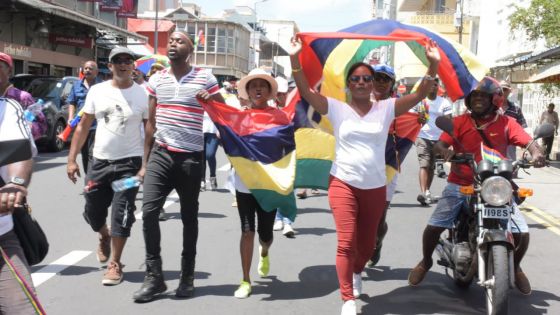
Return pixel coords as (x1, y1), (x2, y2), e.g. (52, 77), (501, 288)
(134, 191), (179, 220)
(218, 163), (231, 172)
(32, 250), (91, 287)
(520, 205), (560, 237)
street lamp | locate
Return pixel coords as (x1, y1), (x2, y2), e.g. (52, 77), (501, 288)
(253, 0), (268, 69)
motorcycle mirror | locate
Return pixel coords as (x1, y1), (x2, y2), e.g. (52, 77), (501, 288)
(435, 116), (454, 135)
(0, 139), (33, 167)
(533, 123), (555, 139)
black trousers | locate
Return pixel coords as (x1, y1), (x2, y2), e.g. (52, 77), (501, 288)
(542, 136), (554, 159)
(141, 145), (203, 262)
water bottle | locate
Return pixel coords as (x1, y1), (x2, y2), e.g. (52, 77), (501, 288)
(111, 176), (141, 192)
(23, 99), (44, 122)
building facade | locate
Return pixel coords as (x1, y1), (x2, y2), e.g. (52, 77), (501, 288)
(1, 0), (144, 77)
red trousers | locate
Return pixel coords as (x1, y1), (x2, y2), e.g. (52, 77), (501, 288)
(328, 176), (386, 301)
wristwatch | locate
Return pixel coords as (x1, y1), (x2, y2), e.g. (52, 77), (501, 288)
(9, 176), (26, 186)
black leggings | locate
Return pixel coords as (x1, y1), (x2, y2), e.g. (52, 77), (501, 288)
(236, 191), (276, 243)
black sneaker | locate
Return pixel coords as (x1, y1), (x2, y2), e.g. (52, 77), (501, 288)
(417, 194), (428, 206)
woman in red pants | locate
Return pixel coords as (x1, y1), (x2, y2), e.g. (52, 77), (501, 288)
(289, 37), (440, 315)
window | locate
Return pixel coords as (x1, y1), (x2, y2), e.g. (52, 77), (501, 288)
(217, 27), (226, 53)
(227, 28), (234, 54)
(435, 0), (446, 13)
(207, 26), (216, 53)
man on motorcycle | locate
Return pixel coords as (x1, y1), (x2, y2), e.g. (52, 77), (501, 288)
(407, 76), (546, 295)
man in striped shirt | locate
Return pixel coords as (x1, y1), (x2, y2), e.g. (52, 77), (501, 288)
(133, 31), (224, 303)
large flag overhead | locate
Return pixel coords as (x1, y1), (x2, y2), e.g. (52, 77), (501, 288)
(199, 99), (298, 220)
(297, 19), (488, 102)
(291, 19), (488, 185)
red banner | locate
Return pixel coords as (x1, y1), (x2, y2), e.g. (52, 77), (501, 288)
(49, 34), (93, 48)
(117, 0), (138, 18)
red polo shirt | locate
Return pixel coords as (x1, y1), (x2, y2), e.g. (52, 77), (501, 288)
(440, 113), (532, 186)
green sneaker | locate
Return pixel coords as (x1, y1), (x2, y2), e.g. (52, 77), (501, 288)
(258, 246), (270, 277)
(234, 281), (251, 298)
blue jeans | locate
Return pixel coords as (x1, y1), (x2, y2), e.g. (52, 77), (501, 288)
(275, 210), (293, 225)
(202, 133), (219, 178)
(428, 183), (528, 233)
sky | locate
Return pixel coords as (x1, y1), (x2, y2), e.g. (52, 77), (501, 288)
(197, 0), (374, 32)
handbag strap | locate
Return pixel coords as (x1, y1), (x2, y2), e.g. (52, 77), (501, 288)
(0, 246), (46, 314)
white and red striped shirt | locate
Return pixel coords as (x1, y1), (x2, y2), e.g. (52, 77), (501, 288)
(147, 67), (219, 152)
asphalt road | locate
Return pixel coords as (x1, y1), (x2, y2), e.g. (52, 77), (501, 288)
(27, 148), (560, 315)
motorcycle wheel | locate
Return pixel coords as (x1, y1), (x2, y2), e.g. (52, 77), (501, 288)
(486, 244), (510, 315)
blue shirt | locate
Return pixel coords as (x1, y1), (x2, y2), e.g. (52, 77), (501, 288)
(67, 77), (102, 129)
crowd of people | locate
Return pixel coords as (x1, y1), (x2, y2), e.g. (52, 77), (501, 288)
(0, 27), (558, 315)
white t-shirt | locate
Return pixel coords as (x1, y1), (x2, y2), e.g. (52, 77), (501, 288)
(414, 96), (452, 140)
(0, 98), (37, 236)
(326, 97), (395, 189)
(202, 111), (218, 134)
(83, 81), (149, 160)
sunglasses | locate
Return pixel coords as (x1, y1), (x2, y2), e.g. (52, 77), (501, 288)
(110, 58), (134, 65)
(373, 73), (393, 83)
(348, 75), (373, 83)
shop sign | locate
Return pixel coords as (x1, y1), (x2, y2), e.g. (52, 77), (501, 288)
(49, 34), (93, 48)
(3, 44), (32, 58)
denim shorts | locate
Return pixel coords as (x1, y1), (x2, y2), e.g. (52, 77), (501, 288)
(428, 183), (529, 233)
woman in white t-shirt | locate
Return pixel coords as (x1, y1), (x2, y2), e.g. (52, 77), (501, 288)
(289, 38), (440, 315)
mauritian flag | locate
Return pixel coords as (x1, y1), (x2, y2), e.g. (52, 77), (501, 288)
(481, 143), (506, 163)
(199, 99), (298, 220)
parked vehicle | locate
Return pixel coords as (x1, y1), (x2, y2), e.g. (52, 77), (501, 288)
(433, 117), (555, 315)
(9, 74), (56, 91)
(25, 76), (79, 152)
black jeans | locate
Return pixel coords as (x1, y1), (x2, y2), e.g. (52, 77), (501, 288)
(141, 145), (203, 261)
(0, 230), (37, 314)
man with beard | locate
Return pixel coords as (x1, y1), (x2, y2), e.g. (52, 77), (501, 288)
(67, 60), (102, 174)
(408, 77), (545, 295)
(133, 31), (225, 303)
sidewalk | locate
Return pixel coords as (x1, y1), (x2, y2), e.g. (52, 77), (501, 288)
(515, 160), (560, 220)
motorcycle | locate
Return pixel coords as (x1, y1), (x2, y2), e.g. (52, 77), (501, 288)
(433, 117), (555, 315)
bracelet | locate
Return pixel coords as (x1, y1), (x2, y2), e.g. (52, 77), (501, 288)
(291, 67), (302, 73)
(423, 74), (436, 81)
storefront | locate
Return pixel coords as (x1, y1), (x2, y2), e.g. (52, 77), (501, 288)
(1, 41), (86, 77)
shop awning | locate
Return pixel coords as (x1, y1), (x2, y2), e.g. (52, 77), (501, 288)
(17, 0), (147, 42)
(529, 61), (560, 83)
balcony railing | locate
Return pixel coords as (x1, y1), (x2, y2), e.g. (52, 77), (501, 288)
(409, 13), (454, 25)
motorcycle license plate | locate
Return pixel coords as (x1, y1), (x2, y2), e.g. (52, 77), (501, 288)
(482, 207), (511, 219)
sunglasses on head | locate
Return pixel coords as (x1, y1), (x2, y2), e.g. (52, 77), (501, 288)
(373, 73), (393, 83)
(110, 58), (134, 65)
(348, 75), (373, 83)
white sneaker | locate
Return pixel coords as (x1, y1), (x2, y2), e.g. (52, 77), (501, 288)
(273, 220), (283, 231)
(352, 273), (362, 298)
(341, 300), (357, 315)
(282, 224), (295, 238)
(200, 180), (206, 192)
(425, 190), (432, 204)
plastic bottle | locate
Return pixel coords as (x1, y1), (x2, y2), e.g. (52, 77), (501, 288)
(23, 99), (44, 122)
(111, 176), (141, 192)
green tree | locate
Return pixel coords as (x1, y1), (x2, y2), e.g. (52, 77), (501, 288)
(509, 0), (560, 47)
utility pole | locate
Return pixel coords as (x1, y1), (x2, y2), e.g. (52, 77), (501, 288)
(154, 0), (159, 54)
(458, 0), (464, 44)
